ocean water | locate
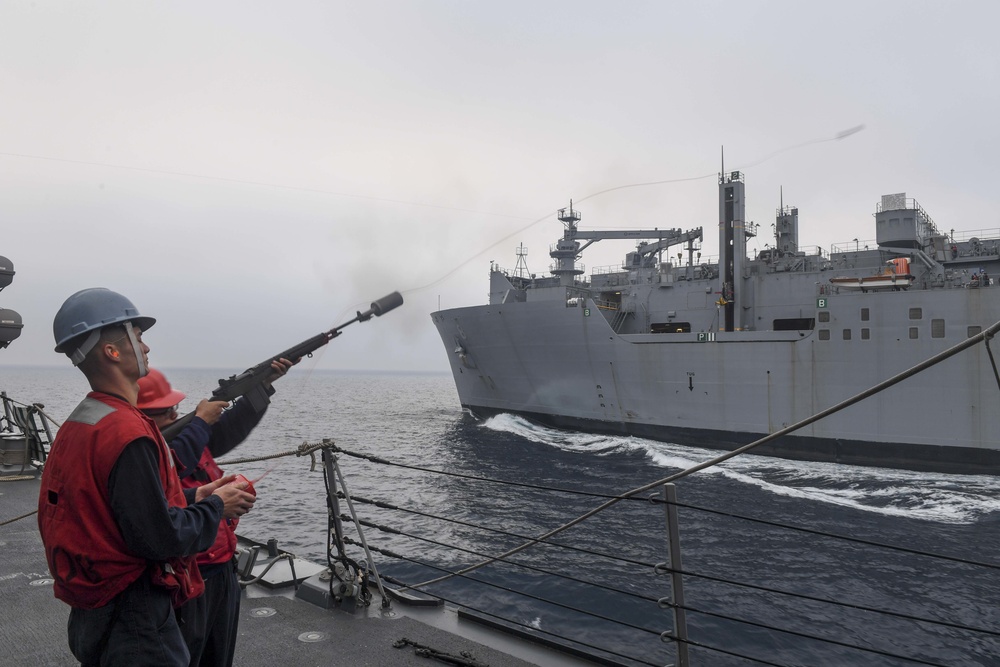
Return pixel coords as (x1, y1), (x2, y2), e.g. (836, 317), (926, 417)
(3, 365), (1000, 666)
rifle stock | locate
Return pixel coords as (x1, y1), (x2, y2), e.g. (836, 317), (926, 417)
(159, 291), (402, 442)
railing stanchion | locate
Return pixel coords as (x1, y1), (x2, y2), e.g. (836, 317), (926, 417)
(663, 483), (690, 667)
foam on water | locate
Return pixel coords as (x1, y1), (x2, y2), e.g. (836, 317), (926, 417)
(481, 413), (1000, 525)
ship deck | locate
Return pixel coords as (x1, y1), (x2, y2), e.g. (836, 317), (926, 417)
(0, 472), (593, 667)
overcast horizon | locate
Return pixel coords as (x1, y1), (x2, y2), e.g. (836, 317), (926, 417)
(3, 1), (999, 377)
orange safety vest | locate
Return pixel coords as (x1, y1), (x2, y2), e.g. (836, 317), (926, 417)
(179, 449), (238, 566)
(38, 393), (204, 608)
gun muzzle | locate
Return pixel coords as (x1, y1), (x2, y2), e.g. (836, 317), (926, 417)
(360, 292), (404, 320)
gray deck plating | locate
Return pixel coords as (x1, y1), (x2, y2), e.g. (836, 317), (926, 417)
(0, 474), (590, 667)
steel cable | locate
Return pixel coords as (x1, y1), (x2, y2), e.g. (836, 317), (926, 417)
(347, 513), (659, 604)
(673, 601), (952, 667)
(348, 493), (657, 568)
(349, 493), (1000, 639)
(335, 448), (1000, 572)
(350, 537), (662, 638)
(658, 497), (1000, 571)
(368, 547), (663, 667)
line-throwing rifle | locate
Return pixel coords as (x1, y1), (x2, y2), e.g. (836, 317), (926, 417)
(161, 291), (403, 441)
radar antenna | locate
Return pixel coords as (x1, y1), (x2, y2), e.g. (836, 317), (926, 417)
(558, 199), (581, 232)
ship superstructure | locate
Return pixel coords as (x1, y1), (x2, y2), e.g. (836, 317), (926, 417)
(432, 172), (1000, 474)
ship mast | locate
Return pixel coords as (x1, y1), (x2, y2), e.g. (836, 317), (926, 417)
(551, 201), (585, 288)
(719, 169), (747, 331)
(513, 242), (531, 279)
(775, 188), (800, 257)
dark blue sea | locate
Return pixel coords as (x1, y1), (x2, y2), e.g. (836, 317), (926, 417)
(4, 365), (1000, 666)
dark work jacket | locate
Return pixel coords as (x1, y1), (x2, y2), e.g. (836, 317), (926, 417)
(38, 393), (222, 608)
(168, 397), (267, 568)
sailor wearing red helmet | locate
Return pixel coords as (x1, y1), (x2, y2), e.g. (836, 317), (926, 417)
(137, 359), (294, 667)
(38, 288), (256, 667)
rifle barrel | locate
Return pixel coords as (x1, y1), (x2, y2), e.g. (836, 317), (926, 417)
(162, 290), (402, 439)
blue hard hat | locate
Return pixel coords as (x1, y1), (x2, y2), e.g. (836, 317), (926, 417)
(53, 288), (156, 354)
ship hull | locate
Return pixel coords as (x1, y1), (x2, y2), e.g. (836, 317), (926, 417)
(458, 404), (1000, 474)
(432, 293), (1000, 476)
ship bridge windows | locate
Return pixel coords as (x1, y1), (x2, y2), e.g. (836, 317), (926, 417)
(909, 308), (923, 320)
(969, 325), (982, 337)
(817, 312), (830, 323)
(861, 308), (870, 321)
(774, 317), (816, 331)
(932, 319), (945, 338)
(651, 321), (691, 333)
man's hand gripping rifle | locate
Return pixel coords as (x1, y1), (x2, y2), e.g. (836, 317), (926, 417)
(161, 291), (403, 441)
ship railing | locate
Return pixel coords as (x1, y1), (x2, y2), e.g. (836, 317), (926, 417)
(0, 392), (55, 475)
(593, 299), (620, 311)
(950, 228), (1000, 243)
(830, 239), (876, 254)
(549, 261), (586, 274)
(591, 264), (627, 276)
(876, 196), (939, 230)
(876, 196), (919, 213)
(591, 258), (728, 279)
(317, 442), (1000, 667)
(796, 245), (827, 259)
(324, 443), (691, 667)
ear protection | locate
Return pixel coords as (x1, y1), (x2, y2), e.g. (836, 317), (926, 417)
(111, 350), (120, 358)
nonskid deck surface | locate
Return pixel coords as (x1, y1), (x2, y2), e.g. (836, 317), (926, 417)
(0, 474), (580, 667)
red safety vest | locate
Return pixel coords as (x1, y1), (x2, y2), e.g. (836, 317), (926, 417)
(37, 392), (204, 608)
(179, 450), (238, 566)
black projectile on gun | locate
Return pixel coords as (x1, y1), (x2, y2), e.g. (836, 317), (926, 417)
(160, 292), (403, 441)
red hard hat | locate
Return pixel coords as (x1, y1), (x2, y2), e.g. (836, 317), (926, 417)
(136, 368), (186, 410)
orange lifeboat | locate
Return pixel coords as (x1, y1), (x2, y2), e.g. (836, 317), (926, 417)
(829, 258), (915, 292)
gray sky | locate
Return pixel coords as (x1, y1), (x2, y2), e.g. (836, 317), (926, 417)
(2, 1), (998, 373)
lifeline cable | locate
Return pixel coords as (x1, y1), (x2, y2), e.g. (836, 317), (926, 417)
(348, 493), (657, 568)
(352, 538), (664, 641)
(366, 541), (954, 667)
(378, 573), (663, 667)
(0, 394), (63, 428)
(0, 125), (865, 305)
(347, 514), (659, 604)
(214, 440), (328, 468)
(398, 125), (866, 296)
(339, 452), (1000, 572)
(349, 495), (1000, 638)
(655, 563), (1000, 640)
(672, 601), (952, 667)
(660, 497), (1000, 572)
(352, 494), (1000, 641)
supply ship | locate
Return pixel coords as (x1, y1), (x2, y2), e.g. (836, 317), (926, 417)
(432, 171), (1000, 475)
